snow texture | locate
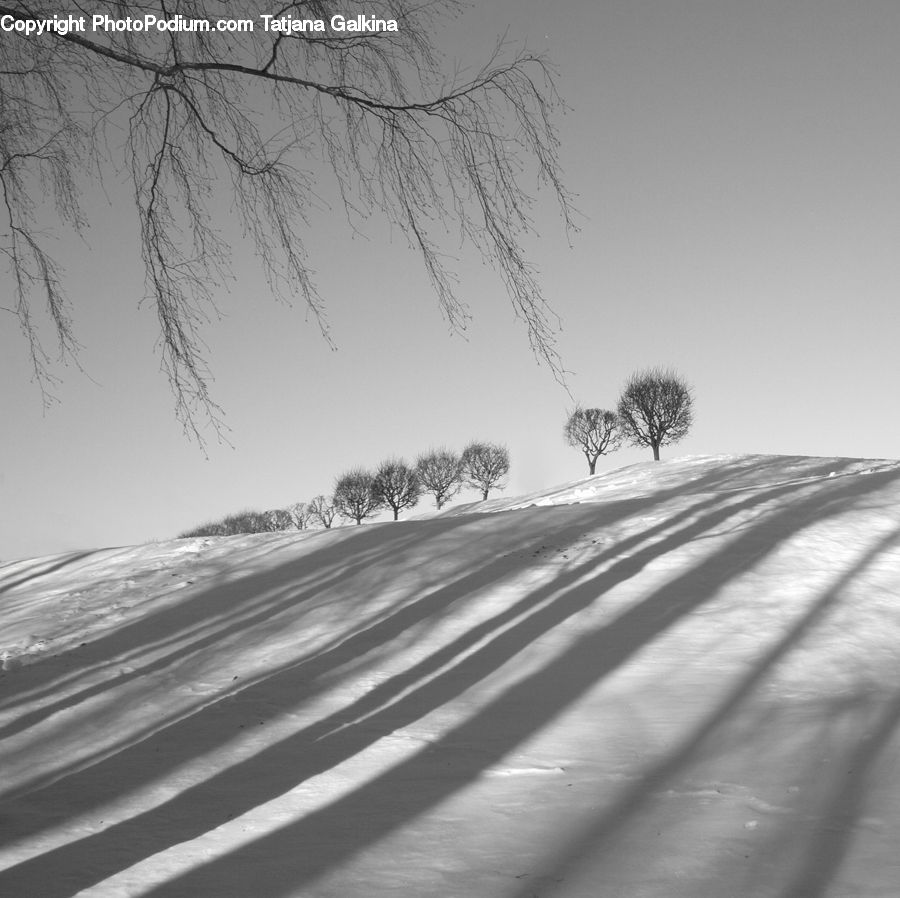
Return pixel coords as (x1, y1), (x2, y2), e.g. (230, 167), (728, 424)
(1, 454), (900, 897)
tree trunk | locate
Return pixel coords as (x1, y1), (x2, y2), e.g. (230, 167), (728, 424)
(393, 508), (399, 520)
(482, 488), (489, 500)
(652, 444), (660, 461)
(588, 457), (597, 475)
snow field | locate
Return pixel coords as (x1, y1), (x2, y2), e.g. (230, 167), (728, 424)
(1, 455), (899, 896)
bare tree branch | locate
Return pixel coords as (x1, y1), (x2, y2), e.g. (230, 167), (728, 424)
(1, 1), (575, 441)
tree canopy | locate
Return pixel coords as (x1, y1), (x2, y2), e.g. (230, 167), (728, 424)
(333, 468), (380, 524)
(416, 448), (462, 510)
(373, 459), (421, 520)
(563, 407), (621, 474)
(461, 441), (509, 501)
(617, 368), (694, 461)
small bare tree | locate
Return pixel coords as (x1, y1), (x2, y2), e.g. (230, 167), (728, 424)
(264, 508), (294, 531)
(461, 441), (510, 501)
(220, 509), (270, 534)
(334, 469), (381, 525)
(286, 502), (311, 530)
(308, 495), (337, 530)
(617, 368), (694, 461)
(564, 407), (622, 474)
(180, 505), (292, 536)
(373, 459), (421, 521)
(416, 448), (462, 510)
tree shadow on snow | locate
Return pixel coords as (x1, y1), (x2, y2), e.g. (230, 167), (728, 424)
(0, 459), (889, 897)
(0, 455), (773, 776)
(0, 524), (431, 713)
(0, 551), (99, 597)
(0, 502), (637, 864)
(502, 521), (900, 898)
(123, 465), (899, 898)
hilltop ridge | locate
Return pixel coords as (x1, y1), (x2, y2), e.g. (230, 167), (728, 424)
(438, 453), (900, 516)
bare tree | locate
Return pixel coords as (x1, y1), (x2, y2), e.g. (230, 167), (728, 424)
(564, 407), (622, 474)
(308, 494), (337, 529)
(1, 1), (574, 440)
(220, 509), (271, 534)
(617, 368), (694, 461)
(179, 504), (294, 536)
(334, 468), (381, 525)
(286, 501), (310, 530)
(416, 448), (462, 510)
(264, 508), (294, 531)
(372, 459), (420, 521)
(461, 441), (510, 501)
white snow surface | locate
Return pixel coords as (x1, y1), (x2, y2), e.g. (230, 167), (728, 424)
(2, 454), (900, 897)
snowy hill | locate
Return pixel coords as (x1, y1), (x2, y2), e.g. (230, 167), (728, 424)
(2, 454), (900, 897)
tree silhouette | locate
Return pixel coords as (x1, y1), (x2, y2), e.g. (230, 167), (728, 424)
(617, 368), (694, 461)
(373, 459), (421, 521)
(286, 502), (311, 530)
(461, 442), (510, 500)
(564, 407), (622, 474)
(334, 469), (381, 525)
(308, 494), (337, 529)
(416, 448), (463, 510)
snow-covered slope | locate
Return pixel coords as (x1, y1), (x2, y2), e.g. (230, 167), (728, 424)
(2, 455), (900, 897)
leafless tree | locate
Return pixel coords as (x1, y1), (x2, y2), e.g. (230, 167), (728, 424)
(308, 494), (337, 529)
(1, 1), (575, 440)
(372, 459), (420, 520)
(334, 468), (381, 525)
(461, 441), (509, 501)
(416, 448), (462, 510)
(264, 508), (294, 531)
(564, 407), (622, 474)
(617, 368), (694, 461)
(178, 505), (292, 536)
(220, 509), (271, 533)
(286, 501), (310, 530)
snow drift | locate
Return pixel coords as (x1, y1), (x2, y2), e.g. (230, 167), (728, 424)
(1, 454), (899, 897)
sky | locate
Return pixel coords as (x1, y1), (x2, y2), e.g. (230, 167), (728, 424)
(3, 0), (900, 561)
